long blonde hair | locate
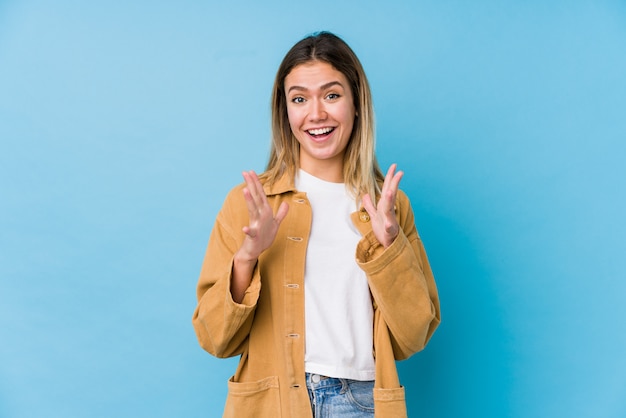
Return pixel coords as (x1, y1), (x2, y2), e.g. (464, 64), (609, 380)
(263, 31), (383, 201)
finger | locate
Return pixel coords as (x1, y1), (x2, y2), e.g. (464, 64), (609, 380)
(245, 170), (262, 195)
(389, 170), (403, 192)
(242, 186), (260, 218)
(386, 170), (403, 202)
(242, 171), (265, 210)
(242, 225), (256, 238)
(381, 164), (397, 195)
(386, 163), (397, 181)
(361, 193), (376, 218)
(378, 192), (394, 216)
(381, 170), (403, 212)
(248, 170), (270, 209)
(274, 202), (289, 224)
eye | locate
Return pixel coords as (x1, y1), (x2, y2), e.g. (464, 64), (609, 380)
(291, 96), (306, 104)
(326, 93), (340, 100)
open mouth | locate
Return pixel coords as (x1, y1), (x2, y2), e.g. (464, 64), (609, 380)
(307, 127), (335, 138)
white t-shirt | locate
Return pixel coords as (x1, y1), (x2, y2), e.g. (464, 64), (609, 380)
(296, 169), (375, 381)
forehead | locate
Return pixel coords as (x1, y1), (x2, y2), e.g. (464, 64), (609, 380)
(284, 61), (349, 89)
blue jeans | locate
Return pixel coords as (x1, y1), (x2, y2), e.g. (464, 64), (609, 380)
(306, 373), (375, 417)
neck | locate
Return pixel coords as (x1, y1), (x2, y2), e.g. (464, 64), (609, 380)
(299, 160), (343, 183)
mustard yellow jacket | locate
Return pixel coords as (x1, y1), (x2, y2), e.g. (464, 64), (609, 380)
(192, 172), (440, 418)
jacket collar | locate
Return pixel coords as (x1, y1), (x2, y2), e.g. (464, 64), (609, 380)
(262, 170), (297, 196)
(263, 169), (374, 236)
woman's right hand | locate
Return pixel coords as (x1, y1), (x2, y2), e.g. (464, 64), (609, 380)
(231, 170), (289, 303)
(239, 170), (289, 259)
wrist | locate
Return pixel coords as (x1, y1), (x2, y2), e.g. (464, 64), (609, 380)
(234, 249), (258, 266)
(231, 250), (258, 304)
(383, 232), (398, 248)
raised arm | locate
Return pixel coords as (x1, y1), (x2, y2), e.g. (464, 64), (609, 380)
(358, 166), (440, 359)
(192, 172), (288, 357)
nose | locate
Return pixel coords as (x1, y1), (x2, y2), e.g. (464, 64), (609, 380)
(308, 98), (327, 121)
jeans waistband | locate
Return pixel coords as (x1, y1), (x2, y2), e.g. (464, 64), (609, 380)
(305, 373), (343, 389)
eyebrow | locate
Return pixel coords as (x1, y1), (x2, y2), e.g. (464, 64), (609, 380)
(287, 81), (344, 94)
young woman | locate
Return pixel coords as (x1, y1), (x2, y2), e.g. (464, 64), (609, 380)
(193, 31), (440, 418)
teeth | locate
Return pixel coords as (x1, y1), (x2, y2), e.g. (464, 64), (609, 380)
(308, 127), (333, 136)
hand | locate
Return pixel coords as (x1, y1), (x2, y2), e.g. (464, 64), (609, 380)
(238, 170), (289, 261)
(362, 164), (403, 248)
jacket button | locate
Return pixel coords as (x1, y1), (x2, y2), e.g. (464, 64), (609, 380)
(359, 212), (370, 222)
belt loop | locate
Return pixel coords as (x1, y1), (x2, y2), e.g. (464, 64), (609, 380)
(339, 378), (348, 394)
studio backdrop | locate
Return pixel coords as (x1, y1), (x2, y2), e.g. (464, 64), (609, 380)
(1, 1), (625, 417)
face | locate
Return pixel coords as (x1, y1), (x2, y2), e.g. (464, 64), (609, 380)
(284, 61), (356, 181)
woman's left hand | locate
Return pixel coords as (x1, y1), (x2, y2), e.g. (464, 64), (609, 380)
(362, 163), (404, 248)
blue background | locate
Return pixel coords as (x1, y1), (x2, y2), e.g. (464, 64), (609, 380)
(1, 1), (625, 417)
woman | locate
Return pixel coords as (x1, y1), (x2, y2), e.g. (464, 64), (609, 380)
(193, 31), (440, 418)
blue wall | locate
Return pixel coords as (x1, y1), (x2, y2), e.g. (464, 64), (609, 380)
(1, 1), (625, 417)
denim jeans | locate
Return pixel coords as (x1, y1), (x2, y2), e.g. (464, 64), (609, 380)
(306, 373), (375, 417)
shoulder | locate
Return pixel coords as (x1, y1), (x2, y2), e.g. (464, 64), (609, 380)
(221, 181), (247, 208)
(396, 188), (410, 204)
(219, 171), (291, 217)
(395, 188), (413, 214)
(215, 182), (249, 230)
(395, 188), (417, 233)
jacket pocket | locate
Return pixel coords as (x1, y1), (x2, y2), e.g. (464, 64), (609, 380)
(223, 375), (281, 418)
(373, 387), (407, 418)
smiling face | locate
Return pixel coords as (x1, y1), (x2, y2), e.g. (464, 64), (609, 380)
(284, 61), (356, 182)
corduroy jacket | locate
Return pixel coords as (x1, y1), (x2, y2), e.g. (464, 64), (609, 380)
(192, 172), (440, 417)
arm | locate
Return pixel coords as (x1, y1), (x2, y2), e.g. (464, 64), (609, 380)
(231, 171), (288, 303)
(192, 172), (288, 358)
(357, 212), (440, 359)
(360, 165), (440, 359)
(192, 189), (259, 358)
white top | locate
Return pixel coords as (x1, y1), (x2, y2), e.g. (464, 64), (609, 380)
(296, 169), (375, 381)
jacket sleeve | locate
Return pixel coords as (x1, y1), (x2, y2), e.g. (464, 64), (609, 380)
(192, 186), (261, 358)
(356, 190), (440, 360)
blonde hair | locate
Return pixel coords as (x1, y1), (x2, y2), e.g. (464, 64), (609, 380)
(263, 31), (383, 201)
